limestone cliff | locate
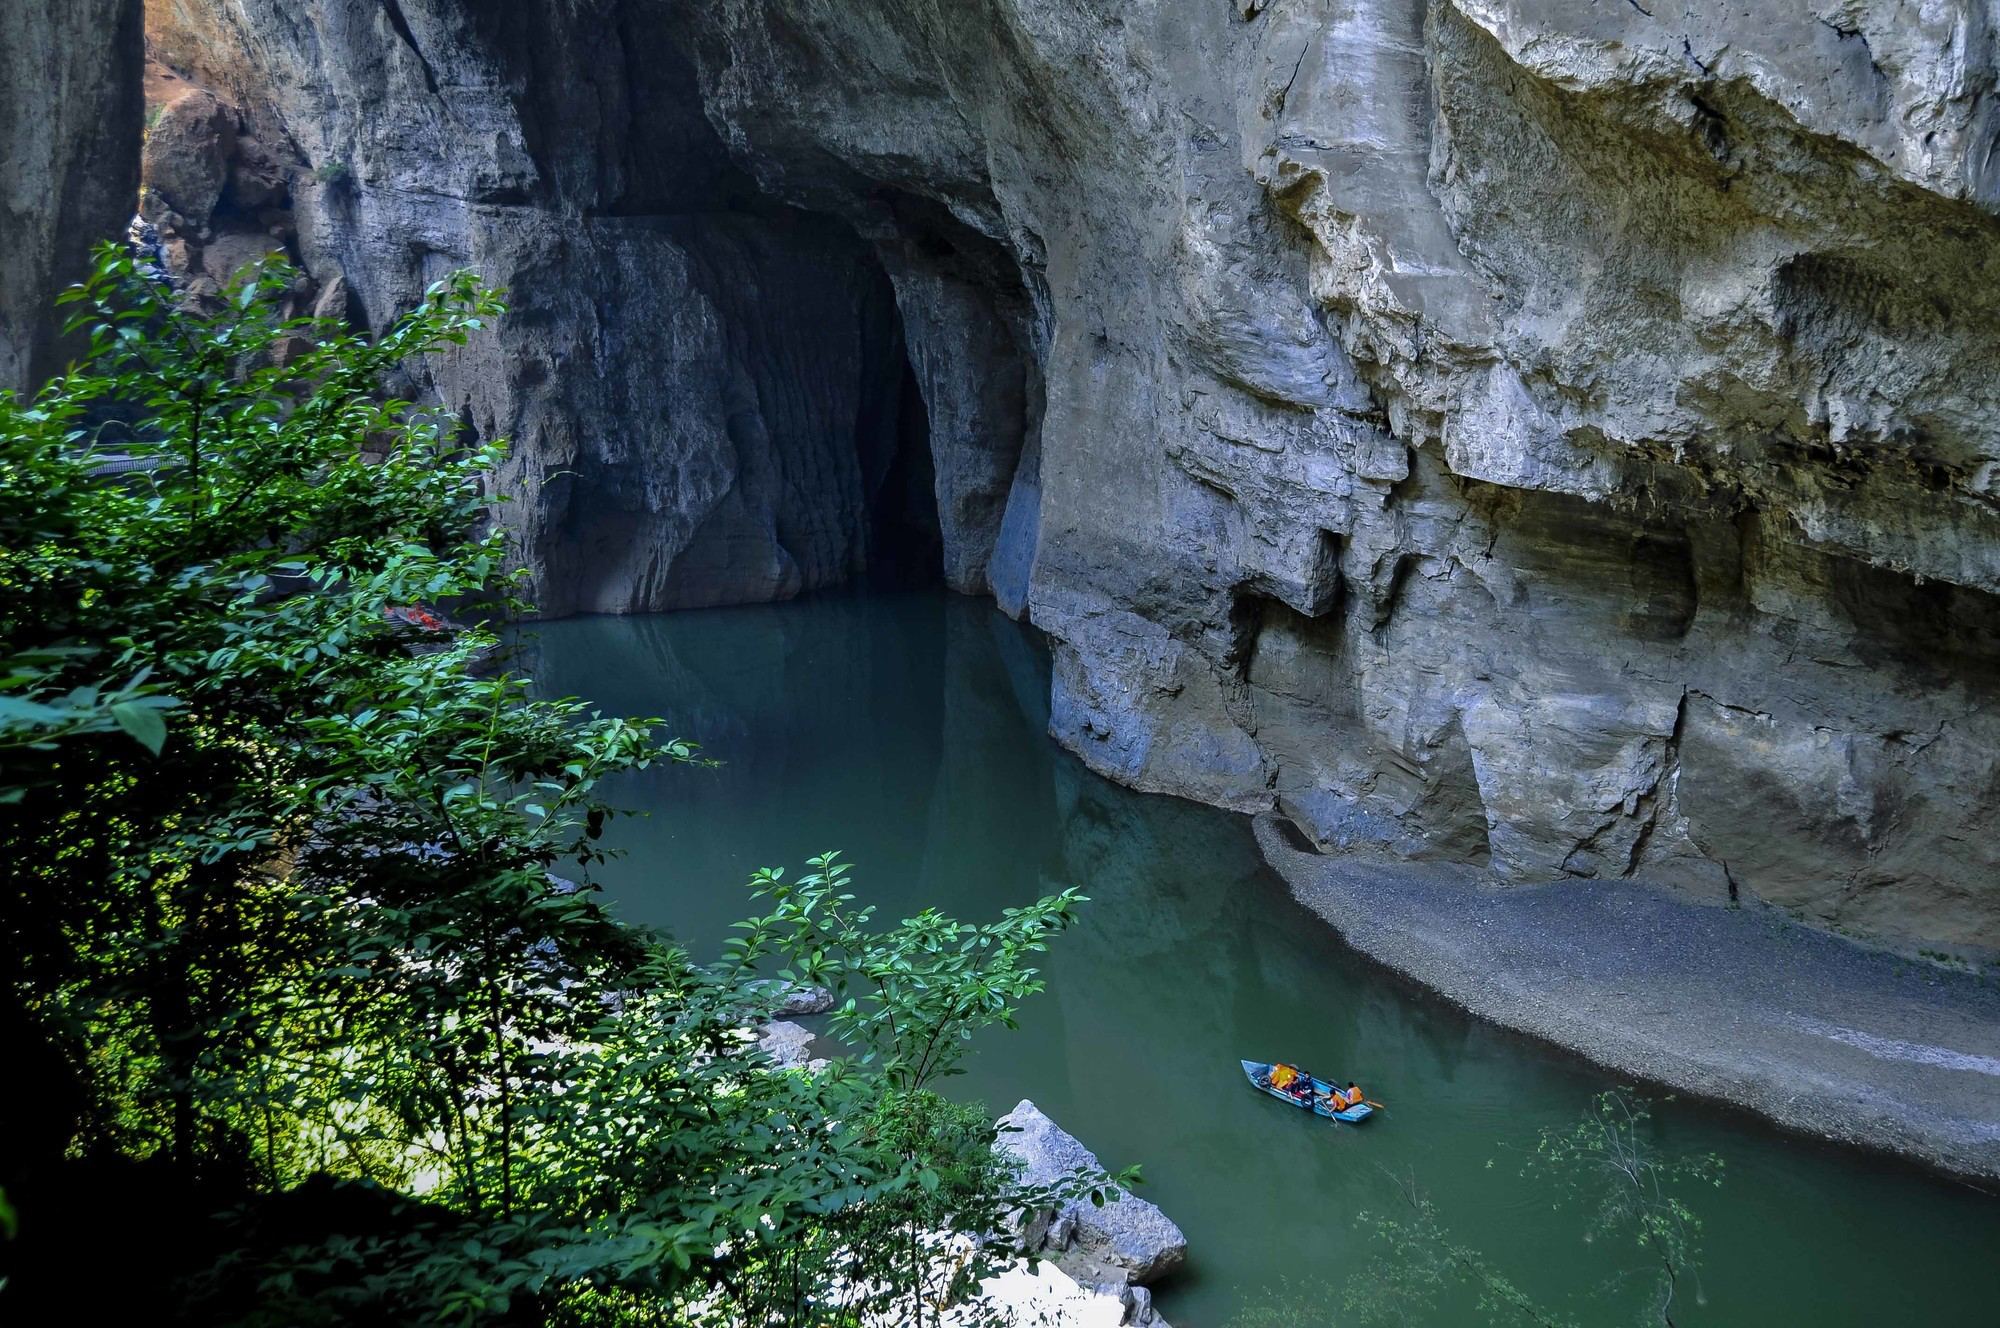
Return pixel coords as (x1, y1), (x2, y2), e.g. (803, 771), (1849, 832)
(1, 0), (144, 392)
(134, 0), (2000, 950)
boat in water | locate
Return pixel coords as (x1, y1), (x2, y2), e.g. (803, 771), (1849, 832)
(1241, 1059), (1376, 1124)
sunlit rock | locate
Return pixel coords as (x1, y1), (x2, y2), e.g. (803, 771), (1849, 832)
(997, 1099), (1187, 1288)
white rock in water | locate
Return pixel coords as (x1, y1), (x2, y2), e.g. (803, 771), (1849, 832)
(756, 1020), (815, 1069)
(957, 1257), (1171, 1327)
(996, 1099), (1187, 1287)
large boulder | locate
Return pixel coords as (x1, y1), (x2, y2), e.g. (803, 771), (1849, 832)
(142, 82), (236, 228)
(996, 1100), (1186, 1288)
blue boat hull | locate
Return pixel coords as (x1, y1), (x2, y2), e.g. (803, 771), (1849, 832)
(1241, 1059), (1375, 1123)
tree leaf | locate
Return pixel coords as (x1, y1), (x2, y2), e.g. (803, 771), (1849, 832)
(111, 701), (168, 754)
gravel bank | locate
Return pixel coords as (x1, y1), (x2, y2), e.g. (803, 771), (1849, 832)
(1254, 815), (2000, 1185)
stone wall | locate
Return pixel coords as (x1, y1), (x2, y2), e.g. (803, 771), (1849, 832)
(140, 0), (2000, 950)
(1, 0), (145, 392)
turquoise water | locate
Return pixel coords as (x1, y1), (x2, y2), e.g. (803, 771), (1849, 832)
(522, 591), (2000, 1327)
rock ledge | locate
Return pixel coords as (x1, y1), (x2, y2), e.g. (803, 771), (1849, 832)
(996, 1099), (1188, 1291)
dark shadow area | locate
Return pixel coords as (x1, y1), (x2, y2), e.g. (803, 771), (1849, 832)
(1829, 550), (2000, 689)
(862, 323), (945, 590)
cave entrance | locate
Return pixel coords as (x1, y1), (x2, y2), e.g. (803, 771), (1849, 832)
(858, 310), (945, 590)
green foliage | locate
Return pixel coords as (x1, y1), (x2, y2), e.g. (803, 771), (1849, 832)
(729, 853), (1085, 1094)
(314, 159), (353, 186)
(719, 858), (1125, 1325)
(0, 248), (1106, 1326)
(1526, 1091), (1721, 1327)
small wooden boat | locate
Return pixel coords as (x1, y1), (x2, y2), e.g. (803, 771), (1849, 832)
(1241, 1059), (1375, 1123)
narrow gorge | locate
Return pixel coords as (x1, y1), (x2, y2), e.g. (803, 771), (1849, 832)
(47, 0), (1992, 957)
(7, 2), (2000, 1318)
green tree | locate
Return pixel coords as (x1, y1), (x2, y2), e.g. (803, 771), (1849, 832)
(0, 249), (1113, 1326)
(719, 854), (1121, 1326)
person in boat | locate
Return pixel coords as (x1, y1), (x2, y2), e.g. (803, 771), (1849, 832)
(1269, 1063), (1299, 1091)
(1340, 1082), (1364, 1109)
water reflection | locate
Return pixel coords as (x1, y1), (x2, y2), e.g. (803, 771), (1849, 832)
(522, 592), (2000, 1328)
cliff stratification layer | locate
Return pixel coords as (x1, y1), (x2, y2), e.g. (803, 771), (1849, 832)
(132, 0), (2000, 951)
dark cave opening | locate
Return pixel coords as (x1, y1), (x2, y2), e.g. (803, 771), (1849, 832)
(854, 304), (945, 591)
(863, 348), (945, 589)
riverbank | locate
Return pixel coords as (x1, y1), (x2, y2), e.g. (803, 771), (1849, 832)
(528, 599), (2000, 1324)
(1254, 815), (2000, 1185)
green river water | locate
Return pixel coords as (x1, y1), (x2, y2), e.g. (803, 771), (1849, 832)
(523, 591), (1999, 1327)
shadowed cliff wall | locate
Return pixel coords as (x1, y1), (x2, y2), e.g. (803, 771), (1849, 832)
(1, 0), (145, 392)
(132, 0), (2000, 950)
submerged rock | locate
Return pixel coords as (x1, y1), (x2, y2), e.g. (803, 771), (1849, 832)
(997, 1099), (1187, 1288)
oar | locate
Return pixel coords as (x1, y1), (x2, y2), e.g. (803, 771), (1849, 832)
(1363, 1099), (1387, 1110)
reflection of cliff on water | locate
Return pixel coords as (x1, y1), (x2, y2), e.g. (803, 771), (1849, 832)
(519, 594), (961, 940)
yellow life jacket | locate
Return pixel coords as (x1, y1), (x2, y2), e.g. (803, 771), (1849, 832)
(1270, 1064), (1297, 1088)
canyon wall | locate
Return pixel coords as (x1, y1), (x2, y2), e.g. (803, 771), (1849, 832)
(1, 0), (144, 392)
(136, 0), (2000, 950)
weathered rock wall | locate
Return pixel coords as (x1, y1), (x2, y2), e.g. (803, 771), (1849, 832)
(145, 0), (1006, 614)
(141, 0), (2000, 950)
(1, 0), (145, 392)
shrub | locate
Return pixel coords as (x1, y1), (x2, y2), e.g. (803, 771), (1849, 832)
(0, 248), (1113, 1325)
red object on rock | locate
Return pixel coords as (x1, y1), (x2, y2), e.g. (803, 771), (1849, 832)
(388, 605), (446, 632)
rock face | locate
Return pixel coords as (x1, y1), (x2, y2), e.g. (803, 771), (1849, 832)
(137, 1), (2000, 950)
(751, 980), (837, 1017)
(141, 78), (235, 229)
(996, 1099), (1187, 1288)
(133, 55), (305, 318)
(144, 1), (995, 615)
(0, 0), (145, 392)
(754, 1020), (816, 1070)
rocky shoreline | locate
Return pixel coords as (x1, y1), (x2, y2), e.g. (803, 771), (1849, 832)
(748, 1000), (1187, 1326)
(1254, 815), (2000, 1187)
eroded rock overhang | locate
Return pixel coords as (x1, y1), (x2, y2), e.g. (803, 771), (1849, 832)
(136, 0), (2000, 952)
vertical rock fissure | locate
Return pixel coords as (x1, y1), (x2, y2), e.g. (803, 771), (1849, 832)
(377, 0), (441, 98)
